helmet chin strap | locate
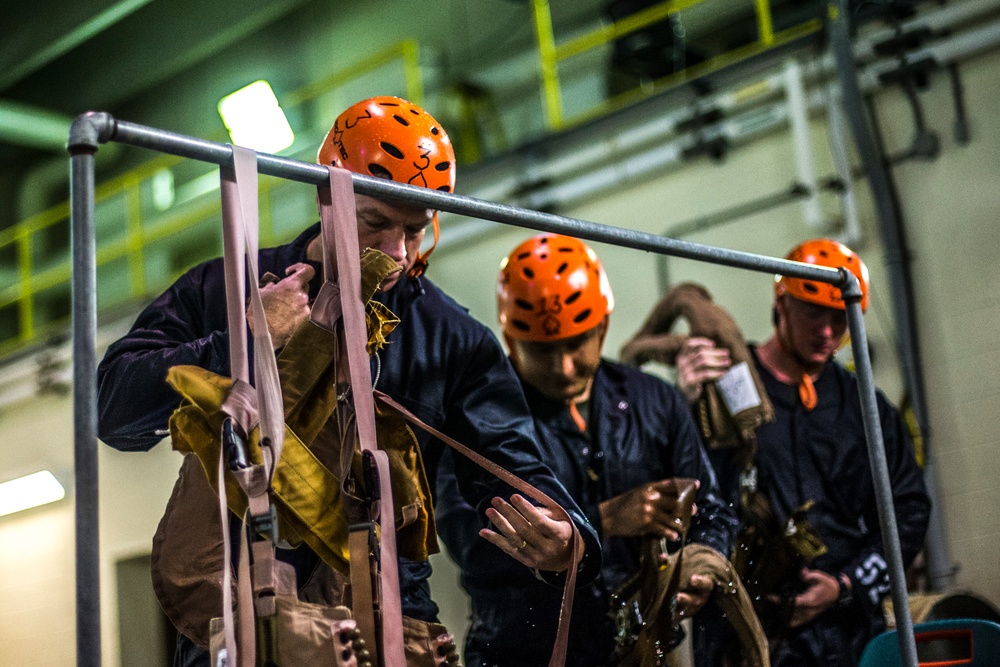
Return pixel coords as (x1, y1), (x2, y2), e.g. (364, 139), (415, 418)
(773, 299), (828, 412)
(567, 377), (594, 433)
(406, 213), (440, 278)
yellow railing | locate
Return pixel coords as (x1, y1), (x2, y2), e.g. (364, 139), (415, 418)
(531, 0), (821, 131)
(0, 40), (422, 358)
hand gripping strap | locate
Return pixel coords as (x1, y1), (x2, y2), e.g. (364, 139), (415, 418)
(318, 167), (405, 666)
(374, 390), (582, 667)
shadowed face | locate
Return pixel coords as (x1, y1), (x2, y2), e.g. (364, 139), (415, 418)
(354, 194), (433, 292)
(777, 295), (848, 370)
(508, 319), (608, 403)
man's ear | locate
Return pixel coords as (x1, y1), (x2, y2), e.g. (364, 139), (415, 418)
(503, 333), (521, 369)
(772, 297), (785, 327)
(597, 316), (611, 349)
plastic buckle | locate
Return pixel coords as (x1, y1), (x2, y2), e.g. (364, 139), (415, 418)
(361, 450), (381, 509)
(252, 503), (280, 544)
(222, 417), (248, 471)
(349, 521), (380, 563)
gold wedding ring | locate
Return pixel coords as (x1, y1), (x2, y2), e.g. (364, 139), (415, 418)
(515, 539), (527, 551)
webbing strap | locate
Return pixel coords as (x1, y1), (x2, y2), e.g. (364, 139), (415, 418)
(236, 520), (255, 667)
(219, 146), (286, 666)
(374, 390), (582, 667)
(216, 437), (238, 664)
(222, 147), (285, 473)
(318, 167), (406, 665)
(348, 528), (378, 663)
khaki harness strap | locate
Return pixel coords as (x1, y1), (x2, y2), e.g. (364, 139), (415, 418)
(349, 527), (378, 661)
(219, 146), (288, 665)
(375, 390), (583, 667)
(320, 167), (406, 665)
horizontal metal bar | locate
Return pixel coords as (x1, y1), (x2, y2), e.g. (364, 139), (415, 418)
(89, 115), (846, 285)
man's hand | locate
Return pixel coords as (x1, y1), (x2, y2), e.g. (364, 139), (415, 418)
(787, 568), (841, 628)
(675, 337), (732, 403)
(677, 573), (714, 619)
(480, 494), (581, 572)
(599, 479), (698, 540)
(248, 263), (315, 350)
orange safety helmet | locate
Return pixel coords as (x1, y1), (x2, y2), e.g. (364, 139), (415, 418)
(497, 233), (614, 342)
(775, 238), (870, 312)
(317, 96), (456, 276)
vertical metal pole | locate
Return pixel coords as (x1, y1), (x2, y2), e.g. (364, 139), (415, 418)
(844, 276), (918, 667)
(68, 112), (113, 667)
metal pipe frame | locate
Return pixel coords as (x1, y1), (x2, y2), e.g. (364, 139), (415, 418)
(67, 112), (915, 664)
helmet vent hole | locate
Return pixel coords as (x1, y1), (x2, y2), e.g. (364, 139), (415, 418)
(517, 252), (531, 260)
(538, 254), (548, 261)
(573, 309), (592, 323)
(819, 250), (829, 257)
(565, 291), (581, 305)
(523, 267), (535, 279)
(379, 101), (400, 107)
(380, 142), (405, 159)
(431, 127), (440, 135)
(557, 246), (573, 253)
(392, 115), (410, 126)
(802, 282), (820, 295)
(556, 262), (569, 274)
(540, 237), (549, 244)
(435, 161), (451, 171)
(511, 320), (531, 332)
(410, 109), (419, 115)
(514, 299), (533, 311)
(368, 164), (393, 180)
(437, 185), (451, 192)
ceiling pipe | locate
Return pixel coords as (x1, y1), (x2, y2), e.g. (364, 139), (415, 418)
(0, 0), (157, 90)
(0, 99), (73, 151)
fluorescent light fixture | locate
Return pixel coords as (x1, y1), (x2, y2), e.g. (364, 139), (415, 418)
(0, 471), (66, 518)
(218, 80), (295, 153)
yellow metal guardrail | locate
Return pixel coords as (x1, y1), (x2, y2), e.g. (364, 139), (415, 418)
(531, 0), (821, 130)
(0, 40), (422, 358)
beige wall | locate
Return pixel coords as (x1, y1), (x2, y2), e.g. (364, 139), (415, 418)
(430, 50), (1000, 610)
(1, 43), (998, 667)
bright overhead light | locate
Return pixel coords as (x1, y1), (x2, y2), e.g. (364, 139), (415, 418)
(0, 470), (66, 518)
(217, 80), (295, 153)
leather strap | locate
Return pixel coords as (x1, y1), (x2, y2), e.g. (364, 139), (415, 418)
(318, 167), (406, 665)
(348, 527), (378, 663)
(223, 146), (284, 473)
(374, 390), (582, 667)
(219, 146), (286, 666)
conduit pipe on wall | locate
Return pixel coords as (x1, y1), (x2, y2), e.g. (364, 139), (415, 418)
(0, 99), (73, 152)
(466, 14), (1000, 231)
(784, 58), (823, 228)
(830, 0), (949, 618)
(438, 31), (971, 241)
(823, 82), (861, 245)
(852, 0), (1000, 63)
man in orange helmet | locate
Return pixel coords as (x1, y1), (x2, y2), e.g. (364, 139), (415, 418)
(435, 233), (739, 667)
(97, 98), (602, 665)
(675, 238), (930, 666)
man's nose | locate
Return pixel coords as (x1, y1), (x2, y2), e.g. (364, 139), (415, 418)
(552, 351), (574, 377)
(376, 229), (406, 263)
